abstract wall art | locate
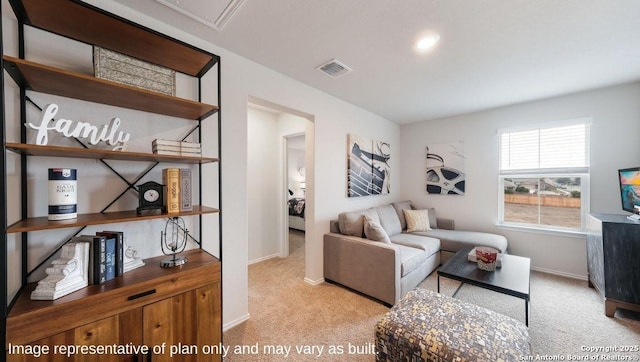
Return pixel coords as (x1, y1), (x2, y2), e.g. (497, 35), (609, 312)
(347, 134), (391, 197)
(426, 141), (465, 195)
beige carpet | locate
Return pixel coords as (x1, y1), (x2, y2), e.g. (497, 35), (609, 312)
(224, 230), (640, 361)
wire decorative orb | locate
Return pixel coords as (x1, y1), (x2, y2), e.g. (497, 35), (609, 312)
(160, 217), (188, 267)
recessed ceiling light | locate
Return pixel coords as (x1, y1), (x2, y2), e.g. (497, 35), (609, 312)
(414, 32), (440, 53)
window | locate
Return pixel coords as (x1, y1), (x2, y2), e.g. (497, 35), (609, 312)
(498, 119), (590, 232)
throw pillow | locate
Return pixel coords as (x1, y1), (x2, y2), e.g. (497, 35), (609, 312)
(392, 200), (413, 230)
(426, 208), (438, 229)
(364, 215), (391, 244)
(375, 204), (402, 236)
(403, 209), (433, 233)
(338, 208), (380, 237)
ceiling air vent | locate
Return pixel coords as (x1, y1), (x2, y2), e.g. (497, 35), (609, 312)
(316, 59), (353, 78)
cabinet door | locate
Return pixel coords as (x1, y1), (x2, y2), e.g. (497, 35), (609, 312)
(196, 282), (222, 353)
(7, 330), (71, 362)
(75, 309), (144, 362)
(144, 283), (221, 362)
(72, 315), (120, 362)
(7, 311), (143, 362)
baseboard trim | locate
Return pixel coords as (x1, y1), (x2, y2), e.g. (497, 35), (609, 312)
(223, 313), (250, 332)
(531, 266), (587, 281)
(248, 253), (279, 265)
(304, 277), (325, 286)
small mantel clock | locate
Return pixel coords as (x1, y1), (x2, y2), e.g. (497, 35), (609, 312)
(137, 181), (166, 215)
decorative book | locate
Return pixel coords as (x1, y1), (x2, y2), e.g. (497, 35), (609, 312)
(97, 231), (125, 276)
(152, 139), (202, 156)
(163, 168), (181, 214)
(180, 168), (193, 212)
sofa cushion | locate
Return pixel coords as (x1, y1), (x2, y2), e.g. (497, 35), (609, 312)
(338, 208), (379, 237)
(375, 204), (402, 236)
(389, 233), (440, 256)
(364, 215), (391, 244)
(392, 200), (413, 230)
(396, 244), (427, 277)
(411, 229), (508, 253)
(403, 209), (433, 232)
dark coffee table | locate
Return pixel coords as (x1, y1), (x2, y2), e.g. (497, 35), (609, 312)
(437, 247), (531, 326)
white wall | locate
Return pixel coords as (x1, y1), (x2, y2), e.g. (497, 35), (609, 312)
(400, 81), (640, 278)
(247, 108), (279, 263)
(288, 147), (306, 198)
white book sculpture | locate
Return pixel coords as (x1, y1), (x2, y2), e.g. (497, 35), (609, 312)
(31, 242), (90, 300)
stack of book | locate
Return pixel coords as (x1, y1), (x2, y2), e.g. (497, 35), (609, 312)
(72, 231), (124, 285)
(152, 139), (201, 156)
(180, 142), (201, 156)
(163, 168), (193, 213)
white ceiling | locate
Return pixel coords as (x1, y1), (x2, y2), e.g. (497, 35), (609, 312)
(112, 0), (640, 125)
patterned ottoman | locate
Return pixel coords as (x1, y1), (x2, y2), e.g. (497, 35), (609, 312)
(375, 289), (531, 361)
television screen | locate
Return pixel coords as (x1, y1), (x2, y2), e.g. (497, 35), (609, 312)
(618, 167), (640, 214)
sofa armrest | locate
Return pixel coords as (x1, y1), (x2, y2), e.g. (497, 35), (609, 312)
(436, 218), (455, 230)
(324, 233), (401, 305)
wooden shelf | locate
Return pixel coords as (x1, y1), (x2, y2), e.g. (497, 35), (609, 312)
(7, 249), (221, 345)
(7, 206), (219, 233)
(9, 0), (218, 77)
(3, 56), (218, 120)
(6, 143), (218, 164)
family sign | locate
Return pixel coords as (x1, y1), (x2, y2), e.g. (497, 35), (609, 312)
(25, 103), (131, 151)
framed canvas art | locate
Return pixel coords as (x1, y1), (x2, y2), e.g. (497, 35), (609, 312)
(426, 141), (465, 195)
(347, 134), (390, 197)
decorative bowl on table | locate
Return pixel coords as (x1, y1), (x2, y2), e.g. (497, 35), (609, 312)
(476, 247), (498, 271)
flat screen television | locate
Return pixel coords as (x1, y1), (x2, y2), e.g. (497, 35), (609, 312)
(618, 167), (640, 218)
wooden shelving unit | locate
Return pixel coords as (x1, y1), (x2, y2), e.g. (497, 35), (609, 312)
(6, 143), (218, 164)
(3, 56), (218, 120)
(1, 0), (223, 359)
(7, 206), (220, 233)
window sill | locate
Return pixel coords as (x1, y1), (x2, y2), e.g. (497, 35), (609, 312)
(495, 223), (587, 238)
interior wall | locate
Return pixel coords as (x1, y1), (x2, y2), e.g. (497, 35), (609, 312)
(399, 81), (640, 278)
(247, 107), (279, 263)
(287, 144), (306, 198)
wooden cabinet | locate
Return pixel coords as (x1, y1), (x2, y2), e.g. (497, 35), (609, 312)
(586, 213), (640, 317)
(7, 250), (221, 361)
(2, 0), (222, 359)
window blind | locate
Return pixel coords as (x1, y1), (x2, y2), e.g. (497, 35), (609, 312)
(500, 121), (590, 174)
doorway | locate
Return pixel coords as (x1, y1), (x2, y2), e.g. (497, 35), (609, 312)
(246, 97), (313, 274)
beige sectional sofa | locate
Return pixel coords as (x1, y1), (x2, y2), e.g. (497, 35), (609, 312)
(323, 201), (508, 306)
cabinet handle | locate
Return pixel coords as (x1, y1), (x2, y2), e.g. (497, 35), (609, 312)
(127, 289), (156, 300)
